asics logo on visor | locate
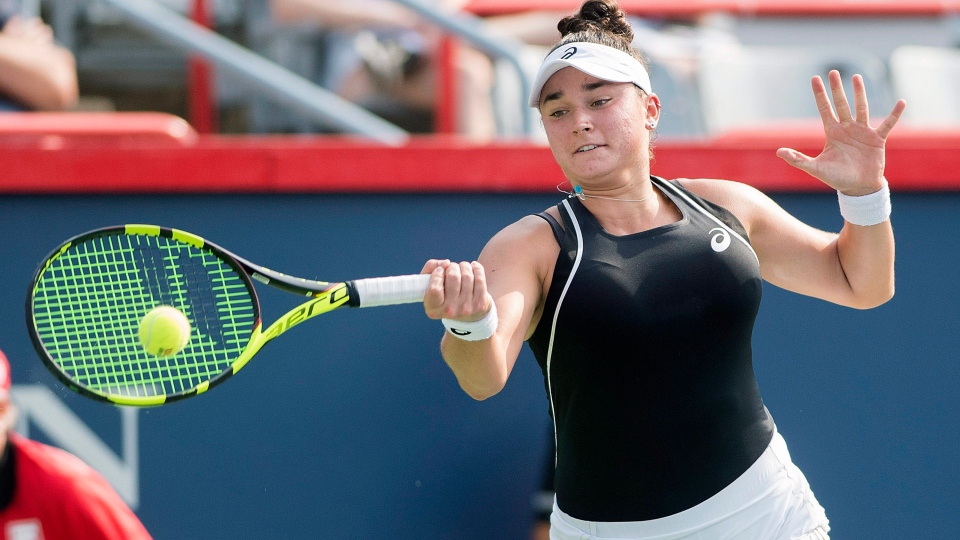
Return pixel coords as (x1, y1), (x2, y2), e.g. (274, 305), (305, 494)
(561, 47), (577, 60)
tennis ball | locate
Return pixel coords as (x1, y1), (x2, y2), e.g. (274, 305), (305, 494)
(139, 306), (191, 357)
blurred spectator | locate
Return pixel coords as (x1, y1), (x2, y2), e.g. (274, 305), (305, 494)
(481, 9), (738, 138)
(482, 9), (565, 47)
(268, 0), (497, 140)
(0, 0), (78, 111)
(0, 348), (153, 539)
(260, 2), (729, 139)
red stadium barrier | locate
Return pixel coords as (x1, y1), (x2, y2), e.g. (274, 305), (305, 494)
(1, 117), (958, 194)
(0, 112), (199, 148)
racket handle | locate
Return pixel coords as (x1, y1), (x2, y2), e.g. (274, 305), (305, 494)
(350, 274), (431, 308)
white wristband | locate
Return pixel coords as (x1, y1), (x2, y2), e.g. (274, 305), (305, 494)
(838, 178), (891, 226)
(442, 303), (498, 341)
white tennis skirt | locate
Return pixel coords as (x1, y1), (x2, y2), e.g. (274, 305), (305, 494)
(550, 431), (830, 540)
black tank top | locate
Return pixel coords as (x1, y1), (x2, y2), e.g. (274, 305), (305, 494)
(529, 177), (775, 521)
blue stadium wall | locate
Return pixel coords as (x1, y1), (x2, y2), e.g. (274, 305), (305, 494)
(1, 192), (958, 539)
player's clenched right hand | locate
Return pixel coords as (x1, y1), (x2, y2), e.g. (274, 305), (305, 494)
(421, 259), (494, 323)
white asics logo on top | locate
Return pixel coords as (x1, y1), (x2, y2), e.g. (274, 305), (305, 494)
(709, 228), (731, 252)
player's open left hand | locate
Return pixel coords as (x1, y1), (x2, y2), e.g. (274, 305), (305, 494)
(776, 69), (907, 196)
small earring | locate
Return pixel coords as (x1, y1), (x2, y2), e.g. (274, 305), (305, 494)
(647, 121), (657, 129)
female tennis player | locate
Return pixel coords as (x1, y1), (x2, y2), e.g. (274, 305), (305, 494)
(422, 1), (904, 538)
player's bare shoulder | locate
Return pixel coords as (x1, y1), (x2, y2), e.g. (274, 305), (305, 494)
(478, 210), (561, 339)
(676, 177), (760, 204)
(480, 210), (561, 275)
(477, 209), (561, 303)
(675, 178), (776, 235)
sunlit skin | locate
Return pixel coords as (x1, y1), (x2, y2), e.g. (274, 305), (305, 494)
(776, 71), (904, 196)
(538, 68), (660, 200)
(421, 65), (905, 401)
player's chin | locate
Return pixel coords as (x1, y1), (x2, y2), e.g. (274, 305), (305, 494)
(563, 164), (613, 184)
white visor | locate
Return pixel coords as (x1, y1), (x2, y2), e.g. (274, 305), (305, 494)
(529, 42), (652, 108)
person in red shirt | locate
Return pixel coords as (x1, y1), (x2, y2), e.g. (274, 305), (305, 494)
(0, 348), (153, 540)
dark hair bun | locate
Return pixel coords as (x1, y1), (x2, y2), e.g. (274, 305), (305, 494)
(557, 0), (634, 43)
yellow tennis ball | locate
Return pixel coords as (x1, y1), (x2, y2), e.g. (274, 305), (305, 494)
(139, 306), (191, 357)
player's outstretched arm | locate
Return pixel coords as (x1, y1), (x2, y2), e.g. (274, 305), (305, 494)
(685, 71), (905, 309)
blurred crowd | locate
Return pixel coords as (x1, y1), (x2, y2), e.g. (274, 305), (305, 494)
(2, 0), (958, 141)
(0, 0), (77, 111)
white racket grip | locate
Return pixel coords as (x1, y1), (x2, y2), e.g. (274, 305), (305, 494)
(351, 274), (431, 307)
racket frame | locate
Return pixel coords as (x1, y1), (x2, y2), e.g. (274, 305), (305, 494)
(25, 225), (361, 406)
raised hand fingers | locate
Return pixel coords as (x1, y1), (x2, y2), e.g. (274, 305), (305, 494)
(852, 74), (870, 124)
(876, 99), (907, 140)
(813, 70), (869, 125)
(828, 70), (854, 123)
(811, 74), (838, 127)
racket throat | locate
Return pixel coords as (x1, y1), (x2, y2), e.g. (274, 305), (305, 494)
(262, 284), (352, 341)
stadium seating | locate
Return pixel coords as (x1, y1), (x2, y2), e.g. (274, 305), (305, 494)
(890, 45), (960, 126)
(25, 0), (960, 138)
(697, 44), (894, 134)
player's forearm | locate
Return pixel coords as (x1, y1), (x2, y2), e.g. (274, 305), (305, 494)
(0, 38), (77, 110)
(440, 333), (511, 400)
(835, 220), (895, 309)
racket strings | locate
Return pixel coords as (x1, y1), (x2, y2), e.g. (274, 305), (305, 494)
(31, 233), (257, 398)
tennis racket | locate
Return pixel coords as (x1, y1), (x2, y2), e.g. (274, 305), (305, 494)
(26, 224), (430, 407)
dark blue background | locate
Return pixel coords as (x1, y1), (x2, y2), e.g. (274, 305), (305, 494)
(1, 192), (957, 539)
